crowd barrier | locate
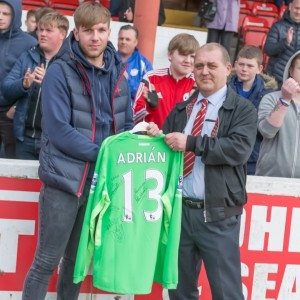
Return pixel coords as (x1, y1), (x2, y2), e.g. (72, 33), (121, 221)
(0, 159), (299, 299)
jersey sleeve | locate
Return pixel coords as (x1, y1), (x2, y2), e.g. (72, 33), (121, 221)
(73, 138), (111, 284)
(133, 73), (150, 124)
(162, 152), (183, 289)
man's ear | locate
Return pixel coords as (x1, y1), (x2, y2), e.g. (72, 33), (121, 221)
(258, 64), (263, 74)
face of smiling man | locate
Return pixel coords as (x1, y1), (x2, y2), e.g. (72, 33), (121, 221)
(74, 21), (111, 67)
(193, 44), (232, 97)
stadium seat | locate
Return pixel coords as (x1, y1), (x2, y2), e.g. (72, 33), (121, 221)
(49, 0), (80, 10)
(242, 15), (270, 32)
(239, 1), (252, 32)
(22, 0), (49, 9)
(242, 16), (269, 48)
(252, 2), (279, 28)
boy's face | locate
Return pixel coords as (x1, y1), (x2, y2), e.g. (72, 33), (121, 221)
(168, 49), (195, 79)
(26, 15), (37, 32)
(234, 57), (263, 84)
(37, 23), (66, 54)
(0, 3), (12, 32)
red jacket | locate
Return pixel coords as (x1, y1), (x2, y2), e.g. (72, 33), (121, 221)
(133, 68), (196, 129)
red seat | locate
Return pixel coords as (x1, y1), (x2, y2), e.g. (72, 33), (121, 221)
(49, 0), (80, 10)
(243, 29), (267, 48)
(22, 0), (49, 9)
(242, 15), (270, 32)
(252, 2), (279, 28)
(239, 1), (252, 32)
(242, 16), (269, 48)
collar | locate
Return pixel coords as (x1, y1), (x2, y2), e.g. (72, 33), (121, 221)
(197, 85), (227, 106)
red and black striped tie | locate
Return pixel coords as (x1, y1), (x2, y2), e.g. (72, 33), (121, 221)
(183, 98), (209, 177)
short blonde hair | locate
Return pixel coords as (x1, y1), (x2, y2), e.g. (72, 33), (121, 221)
(38, 12), (69, 35)
(74, 2), (111, 29)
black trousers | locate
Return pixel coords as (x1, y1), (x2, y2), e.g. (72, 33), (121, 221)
(169, 204), (244, 300)
(0, 111), (16, 158)
(207, 28), (235, 56)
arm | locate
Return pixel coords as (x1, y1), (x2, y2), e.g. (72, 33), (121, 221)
(264, 23), (292, 57)
(258, 79), (298, 138)
(41, 63), (99, 162)
(1, 54), (30, 106)
(133, 73), (150, 123)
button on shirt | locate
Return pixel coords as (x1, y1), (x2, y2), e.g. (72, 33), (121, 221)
(183, 85), (227, 199)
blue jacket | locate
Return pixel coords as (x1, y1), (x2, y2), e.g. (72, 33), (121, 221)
(38, 33), (133, 196)
(122, 49), (152, 101)
(0, 0), (37, 113)
(264, 10), (300, 85)
(2, 46), (48, 141)
(229, 73), (278, 175)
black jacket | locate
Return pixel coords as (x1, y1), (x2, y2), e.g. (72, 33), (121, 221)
(264, 10), (300, 85)
(163, 87), (257, 222)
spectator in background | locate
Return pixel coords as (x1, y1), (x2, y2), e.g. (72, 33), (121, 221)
(2, 13), (69, 160)
(29, 6), (56, 39)
(264, 0), (300, 87)
(229, 45), (278, 175)
(25, 9), (36, 33)
(256, 50), (300, 178)
(206, 0), (240, 58)
(110, 0), (166, 26)
(133, 33), (199, 129)
(0, 0), (37, 159)
(117, 24), (152, 103)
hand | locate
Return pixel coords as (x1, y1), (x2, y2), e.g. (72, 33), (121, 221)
(286, 27), (294, 46)
(6, 105), (16, 120)
(33, 63), (45, 85)
(164, 132), (187, 152)
(23, 68), (35, 89)
(146, 122), (162, 136)
(281, 77), (300, 101)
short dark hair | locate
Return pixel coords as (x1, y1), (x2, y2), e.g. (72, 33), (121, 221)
(199, 43), (231, 65)
(119, 24), (139, 39)
(236, 45), (263, 65)
(168, 33), (199, 55)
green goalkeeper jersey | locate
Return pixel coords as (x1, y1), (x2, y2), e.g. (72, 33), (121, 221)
(74, 131), (183, 294)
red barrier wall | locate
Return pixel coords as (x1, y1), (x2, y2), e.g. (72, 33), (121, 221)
(1, 160), (300, 299)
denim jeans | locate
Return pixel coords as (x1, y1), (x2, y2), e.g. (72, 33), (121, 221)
(16, 136), (41, 160)
(22, 184), (90, 300)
